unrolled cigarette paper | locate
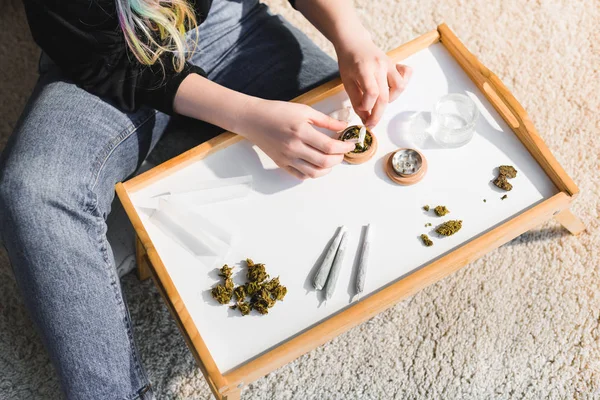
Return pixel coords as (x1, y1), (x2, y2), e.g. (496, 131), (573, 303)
(355, 224), (372, 296)
(149, 198), (232, 262)
(324, 231), (349, 300)
(136, 175), (253, 209)
(313, 226), (347, 290)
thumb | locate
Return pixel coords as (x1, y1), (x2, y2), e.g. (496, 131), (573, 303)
(309, 110), (348, 132)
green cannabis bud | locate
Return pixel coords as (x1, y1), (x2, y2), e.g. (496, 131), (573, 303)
(262, 277), (280, 291)
(212, 259), (288, 316)
(237, 301), (251, 316)
(211, 285), (232, 305)
(252, 301), (270, 315)
(434, 205), (450, 216)
(436, 220), (463, 236)
(501, 194), (508, 200)
(498, 165), (517, 178)
(247, 260), (268, 283)
(493, 174), (513, 191)
(340, 126), (373, 153)
(423, 205), (430, 211)
(245, 281), (261, 296)
(219, 265), (233, 279)
(420, 234), (434, 247)
(272, 285), (287, 301)
(493, 165), (517, 191)
(483, 199), (487, 202)
(233, 285), (246, 302)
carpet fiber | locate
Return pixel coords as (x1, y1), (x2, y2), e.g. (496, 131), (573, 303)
(1, 0), (599, 398)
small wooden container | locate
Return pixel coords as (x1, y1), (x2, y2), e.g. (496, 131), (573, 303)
(384, 148), (428, 185)
(338, 125), (378, 164)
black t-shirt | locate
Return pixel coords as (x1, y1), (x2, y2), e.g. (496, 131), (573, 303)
(23, 0), (296, 115)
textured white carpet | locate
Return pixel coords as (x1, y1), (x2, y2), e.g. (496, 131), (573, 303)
(1, 0), (599, 398)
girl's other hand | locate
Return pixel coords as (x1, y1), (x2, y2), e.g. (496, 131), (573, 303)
(236, 98), (355, 180)
(336, 32), (412, 128)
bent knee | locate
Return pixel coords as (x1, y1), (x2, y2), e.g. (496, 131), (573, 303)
(0, 156), (90, 236)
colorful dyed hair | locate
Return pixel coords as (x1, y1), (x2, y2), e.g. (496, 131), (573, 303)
(115, 0), (198, 73)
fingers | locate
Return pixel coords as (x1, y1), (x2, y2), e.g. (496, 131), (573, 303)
(355, 64), (380, 112)
(296, 142), (345, 169)
(283, 166), (306, 180)
(309, 111), (348, 132)
(344, 81), (371, 123)
(365, 64), (390, 127)
(291, 158), (332, 179)
(303, 124), (355, 155)
(397, 64), (413, 83)
(389, 64), (413, 102)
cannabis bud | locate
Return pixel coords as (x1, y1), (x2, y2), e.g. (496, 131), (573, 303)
(498, 165), (517, 178)
(211, 285), (233, 305)
(436, 220), (463, 236)
(493, 174), (513, 191)
(219, 265), (233, 279)
(434, 205), (450, 216)
(247, 259), (268, 283)
(423, 205), (430, 211)
(210, 259), (287, 316)
(493, 165), (517, 191)
(420, 234), (434, 247)
(340, 126), (373, 153)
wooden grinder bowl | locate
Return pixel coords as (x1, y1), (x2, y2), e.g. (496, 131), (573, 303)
(384, 148), (428, 185)
(338, 125), (378, 165)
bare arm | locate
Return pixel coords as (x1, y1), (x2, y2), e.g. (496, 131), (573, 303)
(173, 74), (354, 179)
(296, 0), (412, 127)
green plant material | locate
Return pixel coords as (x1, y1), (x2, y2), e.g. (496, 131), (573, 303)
(247, 259), (268, 282)
(252, 300), (270, 315)
(340, 126), (373, 153)
(237, 301), (251, 316)
(219, 265), (233, 279)
(272, 285), (288, 301)
(263, 277), (280, 291)
(233, 285), (246, 302)
(436, 220), (463, 236)
(483, 199), (487, 202)
(423, 205), (430, 211)
(434, 205), (450, 216)
(493, 174), (513, 191)
(211, 285), (232, 304)
(212, 259), (287, 316)
(501, 194), (508, 200)
(424, 223), (432, 227)
(498, 165), (517, 178)
(245, 281), (261, 296)
(420, 234), (433, 247)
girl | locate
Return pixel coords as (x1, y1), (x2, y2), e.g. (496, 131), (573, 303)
(0, 0), (411, 398)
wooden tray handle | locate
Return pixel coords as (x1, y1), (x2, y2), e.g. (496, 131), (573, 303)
(437, 23), (579, 197)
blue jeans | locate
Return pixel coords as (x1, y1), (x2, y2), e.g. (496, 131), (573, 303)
(0, 1), (337, 398)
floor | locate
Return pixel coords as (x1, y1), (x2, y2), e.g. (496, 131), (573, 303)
(1, 0), (599, 398)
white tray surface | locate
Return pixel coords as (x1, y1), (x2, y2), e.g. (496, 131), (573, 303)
(130, 42), (557, 372)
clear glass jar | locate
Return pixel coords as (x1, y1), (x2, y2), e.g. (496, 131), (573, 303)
(431, 93), (479, 148)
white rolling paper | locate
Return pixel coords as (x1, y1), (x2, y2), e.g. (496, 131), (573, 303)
(149, 198), (234, 268)
(137, 175), (253, 209)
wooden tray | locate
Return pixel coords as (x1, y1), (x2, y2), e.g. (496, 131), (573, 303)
(116, 24), (584, 400)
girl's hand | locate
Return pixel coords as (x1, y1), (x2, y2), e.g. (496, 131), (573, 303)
(336, 32), (412, 128)
(237, 98), (355, 179)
